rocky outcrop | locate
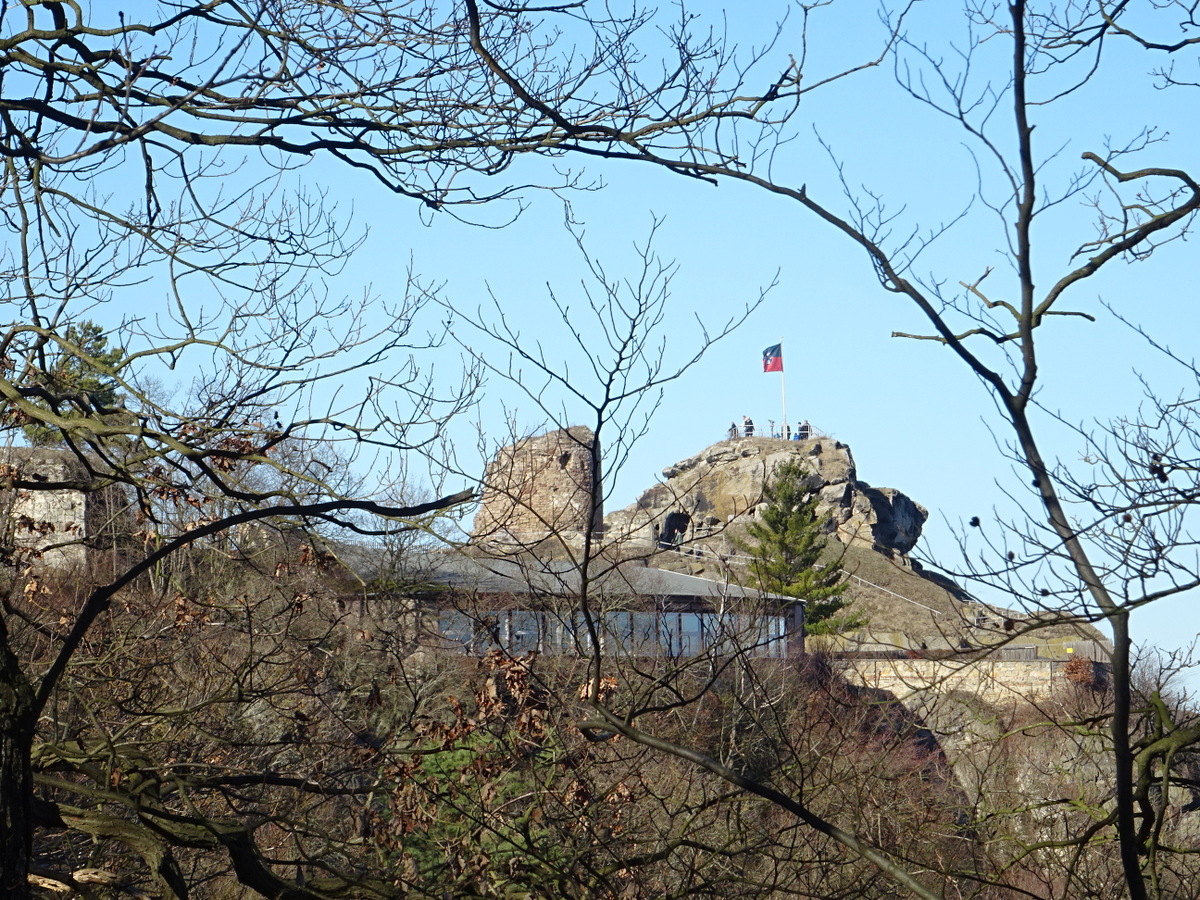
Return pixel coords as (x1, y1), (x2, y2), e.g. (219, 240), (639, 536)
(604, 436), (928, 555)
(853, 484), (928, 555)
(466, 427), (1107, 654)
(471, 427), (602, 543)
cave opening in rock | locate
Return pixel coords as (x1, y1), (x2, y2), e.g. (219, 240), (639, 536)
(660, 511), (690, 548)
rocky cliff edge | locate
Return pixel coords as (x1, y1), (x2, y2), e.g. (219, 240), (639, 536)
(603, 436), (928, 556)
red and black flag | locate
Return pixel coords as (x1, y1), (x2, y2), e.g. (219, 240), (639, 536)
(762, 343), (783, 373)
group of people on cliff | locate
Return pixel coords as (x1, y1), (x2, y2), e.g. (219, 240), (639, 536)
(731, 417), (810, 440)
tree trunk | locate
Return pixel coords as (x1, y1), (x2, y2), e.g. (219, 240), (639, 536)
(0, 627), (34, 900)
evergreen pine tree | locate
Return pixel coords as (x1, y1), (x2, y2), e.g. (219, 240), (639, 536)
(737, 460), (864, 635)
(22, 321), (126, 446)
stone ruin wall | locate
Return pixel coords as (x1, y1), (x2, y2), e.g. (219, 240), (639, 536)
(470, 427), (602, 544)
(2, 448), (124, 570)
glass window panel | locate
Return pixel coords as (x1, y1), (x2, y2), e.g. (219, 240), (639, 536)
(739, 614), (764, 657)
(630, 612), (658, 655)
(602, 611), (632, 656)
(438, 611), (472, 646)
(679, 613), (703, 656)
(771, 615), (787, 657)
(712, 613), (728, 654)
(659, 612), (681, 657)
(563, 612), (601, 656)
(751, 616), (771, 658)
(509, 611), (542, 654)
(699, 612), (721, 655)
(438, 610), (497, 654)
(540, 609), (573, 655)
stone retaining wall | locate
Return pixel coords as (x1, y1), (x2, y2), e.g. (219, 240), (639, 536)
(838, 656), (1081, 706)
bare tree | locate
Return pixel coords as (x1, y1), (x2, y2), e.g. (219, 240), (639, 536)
(428, 0), (1200, 896)
(0, 1), (820, 894)
(13, 0), (1200, 895)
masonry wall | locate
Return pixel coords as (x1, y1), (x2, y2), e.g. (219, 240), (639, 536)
(838, 657), (1084, 706)
(2, 447), (125, 570)
(471, 427), (602, 544)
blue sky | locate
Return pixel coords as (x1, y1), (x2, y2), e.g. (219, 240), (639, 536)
(344, 1), (1196, 668)
(88, 1), (1200, 675)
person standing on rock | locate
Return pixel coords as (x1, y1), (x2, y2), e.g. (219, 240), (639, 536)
(743, 416), (754, 437)
(797, 420), (811, 440)
(729, 421), (739, 439)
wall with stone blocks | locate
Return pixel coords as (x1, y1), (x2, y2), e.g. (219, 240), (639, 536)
(837, 657), (1083, 707)
(471, 427), (602, 543)
(2, 448), (125, 570)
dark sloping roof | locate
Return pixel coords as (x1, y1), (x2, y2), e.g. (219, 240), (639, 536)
(410, 550), (788, 603)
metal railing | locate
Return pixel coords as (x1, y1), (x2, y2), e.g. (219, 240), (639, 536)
(844, 572), (945, 616)
(723, 423), (830, 441)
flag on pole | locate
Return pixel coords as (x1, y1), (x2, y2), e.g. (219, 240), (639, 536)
(762, 343), (783, 373)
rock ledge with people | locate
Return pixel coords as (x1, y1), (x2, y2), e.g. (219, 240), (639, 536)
(605, 434), (928, 557)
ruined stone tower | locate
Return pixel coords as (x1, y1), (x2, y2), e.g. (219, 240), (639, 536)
(1, 447), (126, 570)
(470, 426), (602, 544)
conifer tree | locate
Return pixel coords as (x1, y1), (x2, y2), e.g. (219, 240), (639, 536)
(738, 460), (863, 635)
(22, 321), (126, 446)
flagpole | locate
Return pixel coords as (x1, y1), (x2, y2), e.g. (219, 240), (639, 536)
(780, 337), (787, 437)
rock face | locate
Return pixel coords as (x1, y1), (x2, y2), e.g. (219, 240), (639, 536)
(471, 427), (602, 543)
(604, 436), (928, 555)
(470, 429), (927, 556)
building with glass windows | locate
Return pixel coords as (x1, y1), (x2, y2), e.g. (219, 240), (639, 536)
(412, 552), (804, 660)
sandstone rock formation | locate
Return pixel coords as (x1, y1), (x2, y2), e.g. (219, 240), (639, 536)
(470, 427), (602, 543)
(467, 427), (1107, 654)
(604, 436), (928, 555)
